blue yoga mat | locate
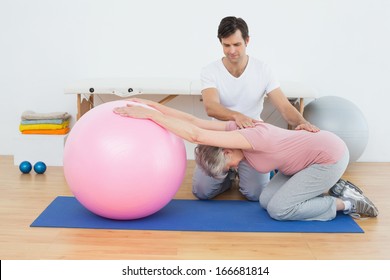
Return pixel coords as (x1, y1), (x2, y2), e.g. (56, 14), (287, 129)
(31, 196), (364, 233)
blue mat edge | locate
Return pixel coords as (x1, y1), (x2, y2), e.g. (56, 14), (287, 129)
(31, 196), (364, 233)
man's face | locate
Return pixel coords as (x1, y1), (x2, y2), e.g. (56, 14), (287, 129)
(220, 29), (249, 64)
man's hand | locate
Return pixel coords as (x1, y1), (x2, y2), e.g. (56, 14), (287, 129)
(233, 113), (256, 129)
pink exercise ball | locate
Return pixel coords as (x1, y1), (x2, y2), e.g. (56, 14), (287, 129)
(63, 100), (187, 220)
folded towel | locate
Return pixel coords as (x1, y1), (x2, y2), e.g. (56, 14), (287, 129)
(21, 118), (68, 125)
(21, 128), (70, 135)
(21, 111), (71, 121)
(19, 120), (70, 132)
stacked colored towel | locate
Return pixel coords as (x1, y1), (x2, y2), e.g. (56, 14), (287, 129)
(19, 111), (71, 135)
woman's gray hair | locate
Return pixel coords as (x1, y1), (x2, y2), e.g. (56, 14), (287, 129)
(194, 144), (228, 179)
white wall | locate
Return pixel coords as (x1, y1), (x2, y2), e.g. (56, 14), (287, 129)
(1, 0), (389, 161)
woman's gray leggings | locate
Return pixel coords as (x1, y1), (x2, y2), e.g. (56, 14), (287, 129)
(259, 149), (350, 221)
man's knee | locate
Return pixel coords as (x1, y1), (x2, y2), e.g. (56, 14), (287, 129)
(192, 175), (231, 200)
(237, 166), (269, 201)
(241, 190), (260, 201)
(192, 182), (215, 200)
(239, 180), (268, 201)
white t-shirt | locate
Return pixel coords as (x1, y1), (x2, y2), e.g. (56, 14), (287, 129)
(201, 57), (280, 120)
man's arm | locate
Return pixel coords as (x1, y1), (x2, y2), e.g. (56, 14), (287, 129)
(202, 88), (256, 128)
(267, 87), (319, 132)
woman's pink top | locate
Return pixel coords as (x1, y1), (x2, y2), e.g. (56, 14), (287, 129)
(226, 121), (347, 175)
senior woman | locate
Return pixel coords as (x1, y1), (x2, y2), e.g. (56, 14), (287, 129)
(113, 98), (378, 221)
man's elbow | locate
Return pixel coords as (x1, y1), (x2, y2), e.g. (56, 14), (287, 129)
(204, 105), (216, 118)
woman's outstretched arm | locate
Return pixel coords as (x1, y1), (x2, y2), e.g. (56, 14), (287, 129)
(124, 98), (228, 131)
(113, 101), (251, 150)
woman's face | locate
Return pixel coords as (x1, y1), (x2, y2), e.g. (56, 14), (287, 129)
(223, 149), (243, 172)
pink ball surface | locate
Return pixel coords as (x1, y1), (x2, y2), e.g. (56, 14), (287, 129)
(63, 100), (187, 220)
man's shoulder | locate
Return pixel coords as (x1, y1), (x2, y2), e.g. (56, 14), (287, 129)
(202, 59), (222, 70)
(248, 56), (269, 68)
(201, 59), (224, 77)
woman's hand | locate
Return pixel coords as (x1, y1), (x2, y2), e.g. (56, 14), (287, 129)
(295, 122), (320, 132)
(113, 103), (160, 119)
(125, 98), (161, 110)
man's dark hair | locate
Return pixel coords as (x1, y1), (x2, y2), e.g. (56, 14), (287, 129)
(217, 16), (249, 42)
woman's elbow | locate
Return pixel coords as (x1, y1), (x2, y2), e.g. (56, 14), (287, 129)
(189, 129), (209, 145)
(183, 128), (200, 144)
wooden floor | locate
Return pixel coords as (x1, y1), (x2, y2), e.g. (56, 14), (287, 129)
(1, 155), (389, 260)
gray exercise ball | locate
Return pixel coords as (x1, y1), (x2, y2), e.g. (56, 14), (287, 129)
(303, 96), (369, 162)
